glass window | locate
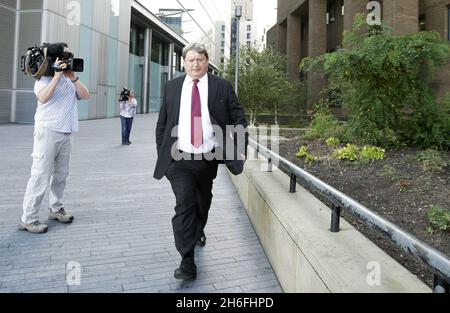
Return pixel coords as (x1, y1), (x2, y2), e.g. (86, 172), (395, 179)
(419, 14), (426, 32)
(247, 25), (251, 32)
(246, 33), (251, 40)
(221, 33), (225, 39)
(247, 41), (251, 47)
(327, 0), (336, 23)
(221, 41), (225, 47)
(130, 24), (145, 56)
(221, 24), (225, 31)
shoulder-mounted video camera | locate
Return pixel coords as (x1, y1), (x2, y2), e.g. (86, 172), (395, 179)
(20, 43), (84, 79)
(119, 88), (131, 102)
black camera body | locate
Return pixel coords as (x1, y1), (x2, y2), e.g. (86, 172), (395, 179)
(52, 55), (84, 73)
(119, 88), (131, 102)
(21, 43), (84, 79)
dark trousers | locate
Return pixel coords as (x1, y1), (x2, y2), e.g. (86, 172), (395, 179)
(120, 116), (133, 144)
(166, 158), (219, 264)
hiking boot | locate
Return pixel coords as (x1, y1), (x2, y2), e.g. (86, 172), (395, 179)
(49, 208), (74, 223)
(19, 221), (48, 234)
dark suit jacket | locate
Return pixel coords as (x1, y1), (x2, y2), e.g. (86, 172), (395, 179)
(153, 73), (248, 180)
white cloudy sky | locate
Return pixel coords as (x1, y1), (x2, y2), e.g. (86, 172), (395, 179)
(139, 0), (277, 43)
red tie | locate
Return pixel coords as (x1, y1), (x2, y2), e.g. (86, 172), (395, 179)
(191, 79), (203, 148)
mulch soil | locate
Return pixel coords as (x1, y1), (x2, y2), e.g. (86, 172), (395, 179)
(277, 137), (449, 288)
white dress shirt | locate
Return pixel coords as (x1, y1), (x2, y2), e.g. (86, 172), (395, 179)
(34, 76), (79, 133)
(177, 74), (219, 154)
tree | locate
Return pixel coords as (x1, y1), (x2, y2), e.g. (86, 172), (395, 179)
(222, 47), (306, 125)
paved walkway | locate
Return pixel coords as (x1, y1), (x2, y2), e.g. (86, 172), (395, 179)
(0, 115), (282, 293)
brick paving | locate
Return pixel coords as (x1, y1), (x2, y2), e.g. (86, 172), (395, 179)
(0, 114), (282, 293)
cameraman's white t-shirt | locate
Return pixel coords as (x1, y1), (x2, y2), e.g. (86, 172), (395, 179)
(34, 76), (79, 133)
(119, 99), (137, 118)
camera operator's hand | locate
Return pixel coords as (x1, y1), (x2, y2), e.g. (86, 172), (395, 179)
(64, 69), (76, 80)
(53, 58), (67, 78)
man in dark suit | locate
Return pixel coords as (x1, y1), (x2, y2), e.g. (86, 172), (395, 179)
(154, 43), (247, 281)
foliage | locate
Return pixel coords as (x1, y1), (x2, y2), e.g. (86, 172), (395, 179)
(306, 100), (349, 141)
(360, 146), (385, 162)
(296, 145), (315, 164)
(333, 144), (385, 162)
(222, 47), (306, 125)
(300, 14), (450, 149)
(326, 137), (341, 147)
(333, 144), (360, 161)
(415, 149), (449, 172)
(426, 205), (450, 234)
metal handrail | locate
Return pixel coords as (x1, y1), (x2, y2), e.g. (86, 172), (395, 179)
(248, 138), (450, 293)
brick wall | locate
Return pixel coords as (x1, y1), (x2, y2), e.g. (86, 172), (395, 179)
(422, 0), (450, 98)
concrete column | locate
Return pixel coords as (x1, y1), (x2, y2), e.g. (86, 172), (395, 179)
(383, 0), (419, 35)
(143, 28), (152, 114)
(287, 14), (301, 80)
(11, 0), (21, 123)
(277, 22), (287, 55)
(168, 42), (174, 81)
(308, 0), (327, 57)
(343, 0), (368, 32)
(308, 0), (327, 107)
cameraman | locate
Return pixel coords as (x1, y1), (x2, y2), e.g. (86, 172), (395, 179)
(20, 43), (89, 234)
(119, 88), (137, 145)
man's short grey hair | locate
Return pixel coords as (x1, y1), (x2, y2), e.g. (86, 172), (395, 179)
(182, 43), (209, 60)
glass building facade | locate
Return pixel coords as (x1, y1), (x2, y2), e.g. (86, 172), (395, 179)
(0, 0), (187, 124)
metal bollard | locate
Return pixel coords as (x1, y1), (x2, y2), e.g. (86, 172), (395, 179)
(267, 158), (273, 172)
(289, 173), (297, 193)
(331, 204), (341, 233)
(433, 275), (450, 293)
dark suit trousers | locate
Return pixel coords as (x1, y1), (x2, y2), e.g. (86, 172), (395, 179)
(166, 158), (219, 262)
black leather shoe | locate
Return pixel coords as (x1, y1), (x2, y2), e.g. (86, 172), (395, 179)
(174, 265), (197, 281)
(197, 235), (206, 247)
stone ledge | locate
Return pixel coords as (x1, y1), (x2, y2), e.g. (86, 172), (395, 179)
(229, 158), (431, 293)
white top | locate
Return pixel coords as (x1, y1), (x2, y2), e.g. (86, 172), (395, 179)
(120, 99), (137, 118)
(177, 74), (219, 154)
(34, 76), (79, 133)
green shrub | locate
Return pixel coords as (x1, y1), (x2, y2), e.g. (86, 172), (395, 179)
(310, 110), (340, 139)
(300, 14), (450, 149)
(360, 146), (385, 161)
(296, 146), (309, 158)
(333, 144), (359, 161)
(416, 149), (448, 172)
(326, 137), (341, 147)
(426, 205), (450, 233)
(296, 146), (316, 164)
